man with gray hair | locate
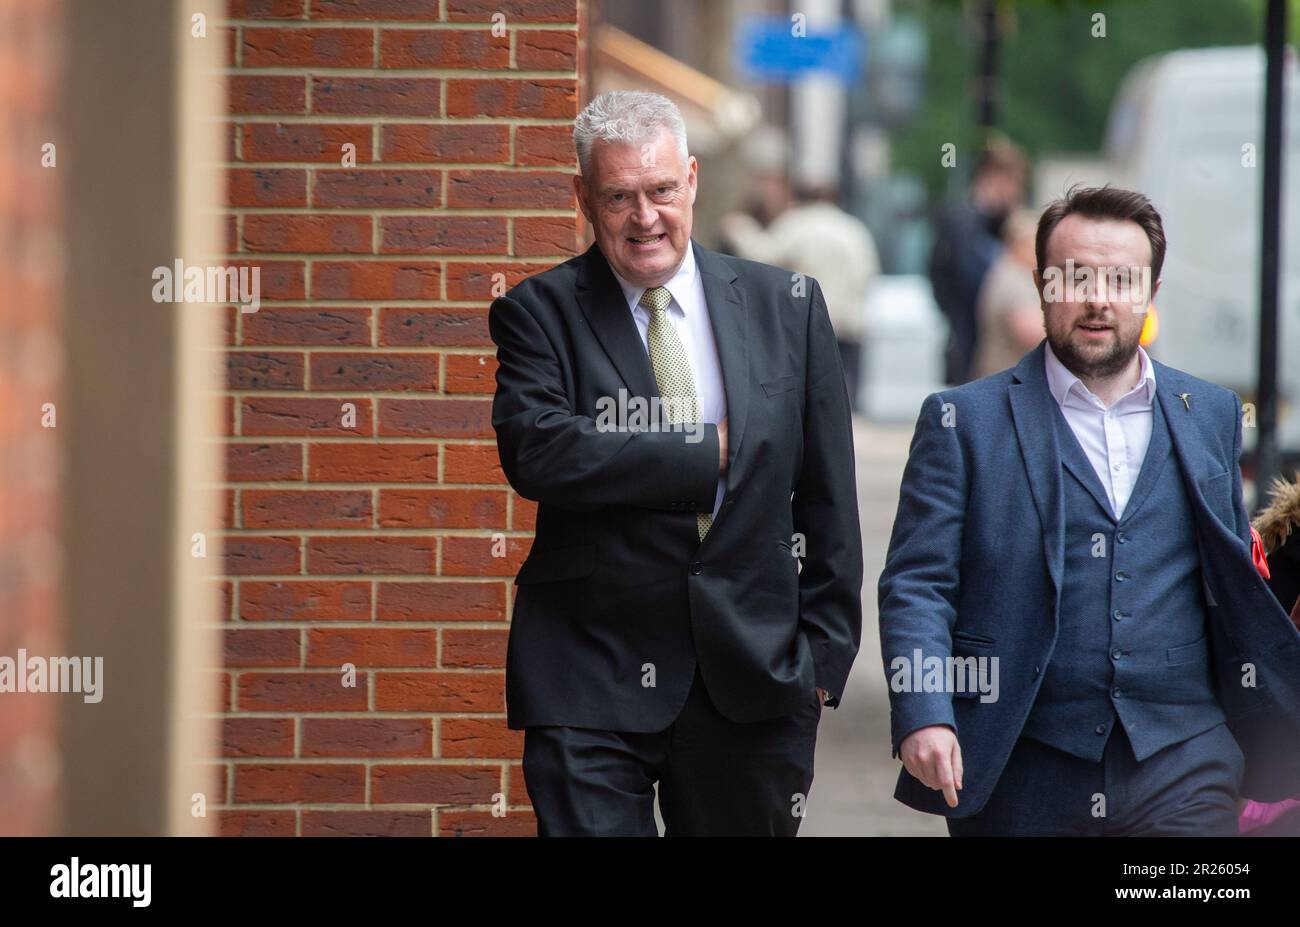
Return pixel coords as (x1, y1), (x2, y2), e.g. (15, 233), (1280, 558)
(489, 90), (863, 836)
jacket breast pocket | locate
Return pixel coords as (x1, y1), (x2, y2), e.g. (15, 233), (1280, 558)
(514, 543), (597, 585)
(1167, 636), (1209, 666)
(951, 630), (996, 648)
(761, 374), (800, 397)
(1197, 468), (1236, 530)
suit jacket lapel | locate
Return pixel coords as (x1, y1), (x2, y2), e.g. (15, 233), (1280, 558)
(1156, 363), (1233, 537)
(575, 243), (660, 402)
(694, 241), (749, 474)
(1009, 342), (1065, 600)
(1054, 415), (1116, 518)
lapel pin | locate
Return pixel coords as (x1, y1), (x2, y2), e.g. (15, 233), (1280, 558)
(1177, 392), (1192, 411)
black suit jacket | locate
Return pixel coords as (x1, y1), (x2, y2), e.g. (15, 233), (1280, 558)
(489, 240), (863, 731)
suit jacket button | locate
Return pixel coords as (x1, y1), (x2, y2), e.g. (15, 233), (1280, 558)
(1095, 723), (1108, 735)
(690, 562), (703, 575)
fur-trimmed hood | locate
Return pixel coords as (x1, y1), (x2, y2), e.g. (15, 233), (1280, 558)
(1252, 473), (1300, 555)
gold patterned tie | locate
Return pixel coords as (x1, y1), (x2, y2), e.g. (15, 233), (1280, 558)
(641, 286), (712, 540)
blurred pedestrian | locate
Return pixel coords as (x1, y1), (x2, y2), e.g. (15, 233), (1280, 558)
(721, 185), (879, 410)
(716, 124), (790, 256)
(928, 136), (1029, 385)
(971, 208), (1043, 379)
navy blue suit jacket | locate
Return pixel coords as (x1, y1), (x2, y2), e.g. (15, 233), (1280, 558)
(879, 341), (1300, 817)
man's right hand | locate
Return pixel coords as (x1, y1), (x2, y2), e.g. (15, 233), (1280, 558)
(718, 417), (729, 474)
(899, 725), (963, 808)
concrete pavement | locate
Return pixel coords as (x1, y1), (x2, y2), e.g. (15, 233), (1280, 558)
(801, 416), (949, 836)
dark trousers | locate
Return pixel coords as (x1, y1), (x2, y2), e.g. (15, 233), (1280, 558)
(522, 668), (822, 836)
(948, 722), (1244, 837)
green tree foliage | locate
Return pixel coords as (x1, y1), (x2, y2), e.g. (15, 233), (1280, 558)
(892, 0), (1282, 203)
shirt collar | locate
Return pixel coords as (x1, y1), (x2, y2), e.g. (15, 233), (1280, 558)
(1043, 338), (1157, 409)
(610, 240), (697, 315)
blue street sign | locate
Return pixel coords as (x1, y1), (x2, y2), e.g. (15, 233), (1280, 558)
(735, 17), (865, 85)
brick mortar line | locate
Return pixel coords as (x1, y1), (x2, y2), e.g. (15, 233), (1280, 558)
(236, 170), (575, 178)
(220, 431), (493, 439)
(229, 248), (566, 256)
(218, 760), (515, 768)
(214, 527), (527, 534)
(224, 21), (576, 30)
(222, 440), (495, 446)
(230, 113), (579, 120)
(229, 668), (506, 675)
(219, 486), (511, 493)
(226, 440), (495, 446)
(225, 67), (580, 78)
(211, 712), (510, 719)
(220, 347), (496, 352)
(218, 299), (497, 306)
(223, 431), (491, 439)
(225, 391), (495, 398)
(231, 203), (577, 212)
(219, 245), (566, 253)
(212, 622), (511, 629)
(211, 561), (506, 566)
(217, 803), (529, 811)
(228, 64), (579, 75)
(227, 116), (575, 124)
(224, 436), (496, 444)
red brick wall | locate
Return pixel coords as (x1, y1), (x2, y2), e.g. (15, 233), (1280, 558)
(219, 0), (583, 837)
(0, 0), (63, 836)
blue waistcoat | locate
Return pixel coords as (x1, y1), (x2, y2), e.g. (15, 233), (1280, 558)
(1020, 396), (1226, 761)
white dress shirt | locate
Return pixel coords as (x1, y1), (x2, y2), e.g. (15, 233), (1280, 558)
(609, 244), (727, 518)
(1044, 340), (1157, 519)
